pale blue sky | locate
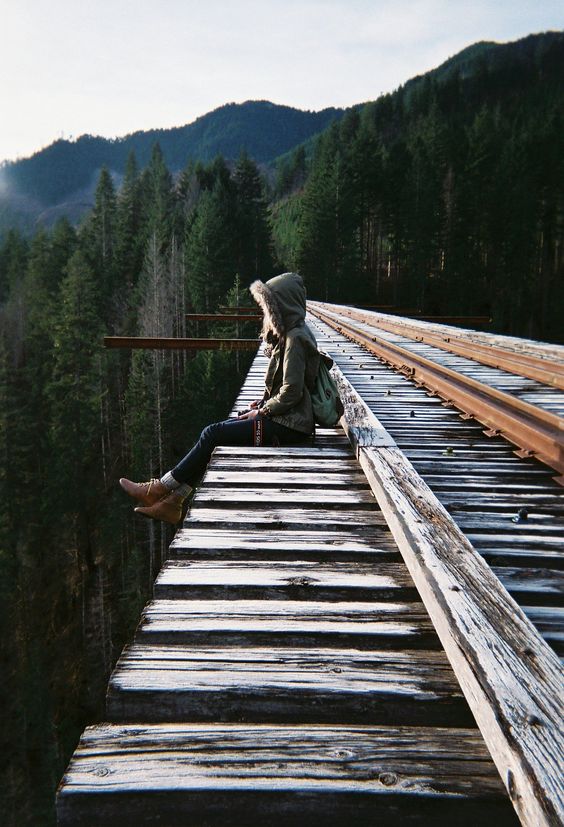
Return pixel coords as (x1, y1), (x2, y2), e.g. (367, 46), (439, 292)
(1, 0), (562, 163)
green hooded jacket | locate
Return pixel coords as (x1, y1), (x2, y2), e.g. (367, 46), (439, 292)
(250, 272), (320, 434)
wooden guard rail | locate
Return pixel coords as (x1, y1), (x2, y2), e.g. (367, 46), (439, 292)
(329, 359), (564, 826)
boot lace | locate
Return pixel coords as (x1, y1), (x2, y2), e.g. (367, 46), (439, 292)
(139, 478), (161, 494)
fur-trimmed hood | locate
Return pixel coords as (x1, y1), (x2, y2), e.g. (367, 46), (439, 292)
(250, 272), (307, 343)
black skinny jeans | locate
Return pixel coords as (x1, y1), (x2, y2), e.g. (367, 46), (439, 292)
(171, 415), (311, 485)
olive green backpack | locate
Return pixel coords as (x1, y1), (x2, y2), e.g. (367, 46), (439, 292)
(311, 353), (344, 427)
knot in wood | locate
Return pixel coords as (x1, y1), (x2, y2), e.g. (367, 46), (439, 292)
(285, 576), (315, 587)
(379, 772), (398, 787)
(506, 769), (518, 800)
(92, 766), (111, 777)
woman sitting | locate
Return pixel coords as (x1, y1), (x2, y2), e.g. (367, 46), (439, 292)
(120, 272), (320, 523)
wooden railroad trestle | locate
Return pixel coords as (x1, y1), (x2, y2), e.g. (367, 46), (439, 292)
(57, 311), (563, 826)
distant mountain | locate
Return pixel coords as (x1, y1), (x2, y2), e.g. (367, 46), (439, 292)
(401, 31), (564, 101)
(2, 31), (563, 239)
(0, 101), (345, 235)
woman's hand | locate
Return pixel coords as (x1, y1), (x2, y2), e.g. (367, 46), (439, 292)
(238, 408), (260, 420)
(250, 399), (261, 409)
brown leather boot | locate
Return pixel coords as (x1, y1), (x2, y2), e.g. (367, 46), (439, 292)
(119, 477), (168, 506)
(134, 491), (189, 525)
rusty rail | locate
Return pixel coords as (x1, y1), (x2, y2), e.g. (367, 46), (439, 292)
(308, 304), (564, 482)
(313, 303), (564, 390)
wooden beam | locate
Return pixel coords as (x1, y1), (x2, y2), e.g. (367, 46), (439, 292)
(218, 306), (260, 314)
(103, 337), (259, 351)
(330, 363), (564, 826)
(185, 314), (262, 322)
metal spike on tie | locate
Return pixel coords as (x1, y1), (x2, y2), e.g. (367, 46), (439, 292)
(512, 507), (529, 523)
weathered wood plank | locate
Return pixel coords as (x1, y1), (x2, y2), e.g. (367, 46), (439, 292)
(209, 458), (361, 471)
(184, 506), (388, 529)
(203, 470), (369, 487)
(330, 363), (564, 825)
(154, 559), (417, 602)
(492, 566), (564, 605)
(191, 487), (376, 507)
(57, 724), (517, 826)
(106, 645), (469, 726)
(170, 528), (401, 561)
(213, 445), (351, 457)
(134, 598), (438, 650)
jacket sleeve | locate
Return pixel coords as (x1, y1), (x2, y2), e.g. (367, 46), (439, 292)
(262, 336), (305, 416)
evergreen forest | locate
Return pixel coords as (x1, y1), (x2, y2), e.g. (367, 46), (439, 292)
(274, 31), (564, 342)
(0, 148), (272, 826)
(0, 28), (563, 827)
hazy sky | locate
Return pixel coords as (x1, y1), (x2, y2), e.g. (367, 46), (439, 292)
(1, 0), (562, 164)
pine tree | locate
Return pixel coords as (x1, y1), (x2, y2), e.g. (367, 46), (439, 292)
(140, 143), (176, 249)
(233, 151), (274, 282)
(185, 185), (237, 311)
(116, 151), (144, 293)
(47, 248), (104, 544)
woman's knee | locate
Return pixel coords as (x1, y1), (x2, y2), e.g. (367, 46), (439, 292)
(200, 422), (215, 440)
(200, 421), (221, 447)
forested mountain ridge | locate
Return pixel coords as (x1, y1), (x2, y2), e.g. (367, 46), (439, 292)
(271, 30), (564, 342)
(0, 100), (344, 236)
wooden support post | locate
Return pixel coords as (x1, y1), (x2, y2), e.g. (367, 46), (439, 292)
(330, 363), (564, 826)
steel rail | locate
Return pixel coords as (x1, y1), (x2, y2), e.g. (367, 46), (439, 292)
(308, 304), (564, 482)
(311, 302), (564, 390)
(344, 305), (564, 362)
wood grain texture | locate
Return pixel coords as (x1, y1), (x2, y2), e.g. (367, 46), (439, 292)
(191, 486), (377, 507)
(184, 506), (387, 529)
(57, 724), (517, 826)
(169, 527), (401, 561)
(154, 559), (417, 602)
(330, 362), (564, 825)
(133, 598), (439, 649)
(106, 645), (470, 725)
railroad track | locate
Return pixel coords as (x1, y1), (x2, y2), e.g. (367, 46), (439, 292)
(57, 308), (564, 826)
(307, 304), (564, 643)
(309, 302), (564, 479)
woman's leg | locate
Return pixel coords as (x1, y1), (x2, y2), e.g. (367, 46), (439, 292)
(168, 415), (308, 486)
(122, 416), (310, 523)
